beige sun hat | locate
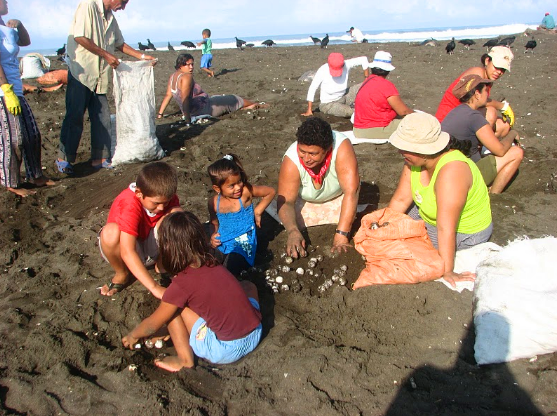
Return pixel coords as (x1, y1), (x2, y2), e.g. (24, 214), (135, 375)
(389, 113), (450, 155)
(488, 46), (514, 71)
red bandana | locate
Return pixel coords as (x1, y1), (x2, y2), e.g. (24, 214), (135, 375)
(298, 146), (333, 186)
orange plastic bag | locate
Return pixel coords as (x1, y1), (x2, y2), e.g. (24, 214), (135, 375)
(352, 207), (444, 289)
(37, 70), (68, 85)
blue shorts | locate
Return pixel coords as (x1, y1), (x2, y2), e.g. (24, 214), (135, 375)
(189, 298), (262, 364)
(200, 54), (212, 69)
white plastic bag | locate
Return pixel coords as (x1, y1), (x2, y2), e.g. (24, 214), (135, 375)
(20, 53), (50, 79)
(473, 237), (557, 365)
(111, 60), (165, 166)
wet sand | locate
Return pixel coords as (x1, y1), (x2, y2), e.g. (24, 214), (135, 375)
(1, 30), (556, 415)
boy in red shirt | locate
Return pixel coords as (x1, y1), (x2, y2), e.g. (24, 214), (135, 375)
(99, 162), (182, 298)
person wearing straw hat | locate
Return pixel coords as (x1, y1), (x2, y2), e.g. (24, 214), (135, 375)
(388, 112), (493, 288)
(302, 52), (369, 118)
(353, 51), (413, 141)
(441, 74), (523, 194)
(435, 46), (515, 139)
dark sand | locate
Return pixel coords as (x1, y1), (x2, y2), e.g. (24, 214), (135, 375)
(1, 31), (556, 415)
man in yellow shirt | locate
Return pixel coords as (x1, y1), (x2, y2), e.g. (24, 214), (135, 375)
(57, 0), (155, 174)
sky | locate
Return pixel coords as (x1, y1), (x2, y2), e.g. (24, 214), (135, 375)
(10, 0), (554, 50)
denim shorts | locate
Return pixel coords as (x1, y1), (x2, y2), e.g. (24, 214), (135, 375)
(190, 298), (262, 364)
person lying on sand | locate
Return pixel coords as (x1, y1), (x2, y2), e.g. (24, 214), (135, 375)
(122, 211), (262, 373)
(157, 53), (267, 124)
(98, 162), (182, 299)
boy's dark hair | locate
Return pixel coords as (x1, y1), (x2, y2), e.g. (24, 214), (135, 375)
(158, 211), (217, 275)
(202, 28), (211, 37)
(135, 161), (178, 199)
(207, 154), (249, 188)
(458, 82), (488, 103)
(175, 53), (194, 70)
(480, 53), (490, 66)
(371, 67), (390, 77)
(296, 117), (334, 150)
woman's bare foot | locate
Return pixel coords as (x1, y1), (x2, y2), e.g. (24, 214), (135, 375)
(7, 187), (36, 197)
(31, 176), (56, 187)
(243, 102), (270, 110)
(154, 355), (188, 372)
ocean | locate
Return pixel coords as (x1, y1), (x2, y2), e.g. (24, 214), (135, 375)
(30, 23), (538, 57)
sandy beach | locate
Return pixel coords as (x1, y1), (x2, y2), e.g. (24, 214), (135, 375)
(1, 30), (556, 415)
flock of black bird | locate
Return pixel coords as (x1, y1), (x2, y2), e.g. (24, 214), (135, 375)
(440, 34), (537, 54)
(56, 33), (538, 55)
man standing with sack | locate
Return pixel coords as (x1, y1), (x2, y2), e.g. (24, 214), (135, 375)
(56, 0), (155, 174)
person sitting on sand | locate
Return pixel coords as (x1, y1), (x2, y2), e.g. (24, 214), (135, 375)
(122, 211), (262, 373)
(302, 52), (369, 118)
(276, 117), (360, 258)
(435, 46), (515, 139)
(353, 51), (413, 140)
(0, 5), (54, 197)
(388, 113), (493, 288)
(98, 162), (182, 299)
(157, 53), (267, 123)
(207, 154), (275, 276)
(539, 12), (555, 30)
(441, 74), (524, 194)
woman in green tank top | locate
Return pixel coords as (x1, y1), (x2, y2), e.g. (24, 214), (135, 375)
(387, 113), (492, 288)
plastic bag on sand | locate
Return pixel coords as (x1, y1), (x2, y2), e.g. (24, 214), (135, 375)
(474, 237), (557, 365)
(37, 69), (68, 85)
(352, 208), (444, 289)
(111, 61), (165, 166)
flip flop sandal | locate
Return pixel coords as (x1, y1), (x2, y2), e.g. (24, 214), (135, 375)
(92, 160), (114, 170)
(106, 282), (126, 293)
(56, 159), (74, 174)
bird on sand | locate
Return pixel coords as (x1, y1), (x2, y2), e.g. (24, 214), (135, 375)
(146, 39), (156, 50)
(180, 41), (196, 48)
(138, 42), (148, 51)
(497, 36), (516, 47)
(310, 36), (321, 45)
(320, 34), (329, 49)
(56, 44), (66, 56)
(483, 38), (500, 50)
(235, 37), (247, 49)
(524, 37), (537, 53)
(262, 39), (276, 47)
(420, 38), (438, 47)
(245, 43), (254, 48)
(445, 37), (456, 54)
(458, 39), (476, 50)
(167, 42), (175, 51)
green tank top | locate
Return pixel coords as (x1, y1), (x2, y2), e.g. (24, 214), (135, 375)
(410, 150), (492, 234)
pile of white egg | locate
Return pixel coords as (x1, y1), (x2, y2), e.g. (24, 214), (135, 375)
(265, 254), (348, 294)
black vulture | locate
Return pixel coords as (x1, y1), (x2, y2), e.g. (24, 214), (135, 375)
(445, 37), (456, 54)
(262, 39), (276, 47)
(138, 42), (148, 51)
(525, 37), (537, 53)
(167, 42), (174, 51)
(458, 39), (476, 50)
(320, 34), (329, 49)
(180, 41), (196, 48)
(310, 36), (321, 45)
(146, 39), (156, 50)
(56, 44), (66, 56)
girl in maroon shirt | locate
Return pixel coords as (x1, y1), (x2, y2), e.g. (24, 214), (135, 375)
(122, 211), (262, 372)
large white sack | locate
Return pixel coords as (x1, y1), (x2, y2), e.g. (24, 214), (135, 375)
(20, 53), (50, 79)
(111, 60), (165, 166)
(473, 237), (557, 365)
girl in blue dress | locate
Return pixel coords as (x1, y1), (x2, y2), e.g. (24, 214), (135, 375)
(207, 154), (275, 275)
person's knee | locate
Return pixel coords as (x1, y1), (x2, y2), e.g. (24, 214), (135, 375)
(510, 145), (524, 163)
(240, 280), (259, 301)
(495, 119), (510, 137)
(485, 106), (498, 125)
(100, 223), (121, 248)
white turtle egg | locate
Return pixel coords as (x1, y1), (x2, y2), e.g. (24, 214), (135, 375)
(275, 276), (284, 284)
(154, 339), (164, 349)
(296, 267), (304, 275)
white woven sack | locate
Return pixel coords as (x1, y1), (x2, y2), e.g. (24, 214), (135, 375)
(111, 60), (165, 166)
(20, 54), (49, 79)
(473, 237), (557, 364)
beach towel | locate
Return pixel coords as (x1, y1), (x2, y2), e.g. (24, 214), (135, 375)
(473, 237), (557, 365)
(352, 208), (444, 288)
(111, 60), (165, 166)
